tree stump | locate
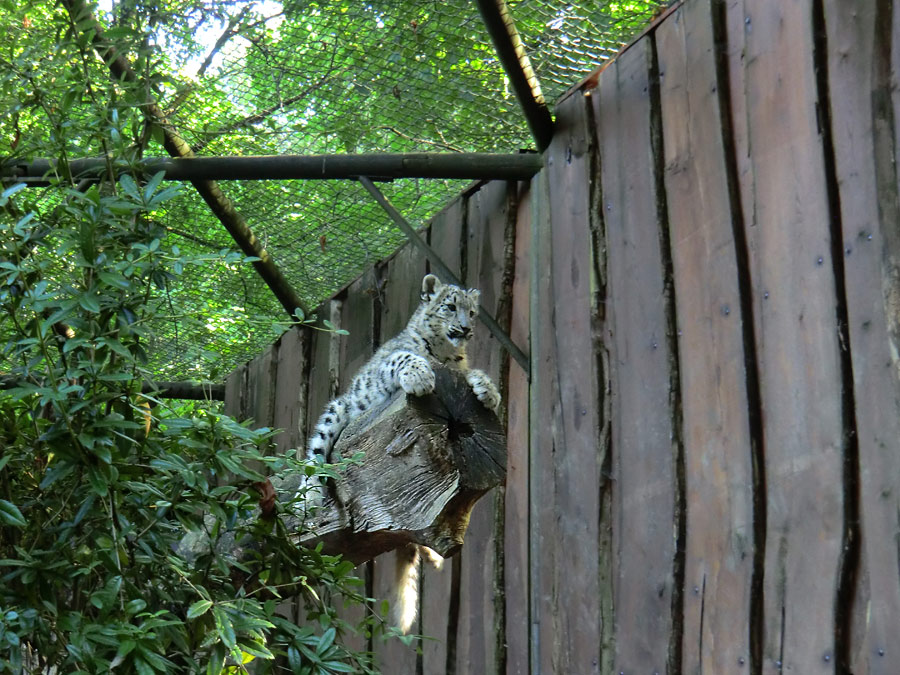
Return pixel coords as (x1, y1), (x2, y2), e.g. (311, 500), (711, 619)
(291, 367), (506, 564)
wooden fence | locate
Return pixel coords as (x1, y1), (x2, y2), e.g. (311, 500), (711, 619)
(223, 0), (900, 672)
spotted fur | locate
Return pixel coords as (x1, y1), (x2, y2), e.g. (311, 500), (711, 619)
(306, 273), (500, 465)
(305, 273), (500, 633)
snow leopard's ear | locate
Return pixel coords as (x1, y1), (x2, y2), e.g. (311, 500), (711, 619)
(421, 274), (442, 300)
(468, 289), (481, 306)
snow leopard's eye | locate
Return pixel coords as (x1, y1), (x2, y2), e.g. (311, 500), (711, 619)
(469, 310), (476, 317)
(446, 303), (456, 312)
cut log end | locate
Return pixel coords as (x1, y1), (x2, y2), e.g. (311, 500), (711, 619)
(297, 366), (506, 564)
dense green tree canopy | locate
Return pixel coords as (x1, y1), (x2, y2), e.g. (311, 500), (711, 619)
(3, 0), (664, 380)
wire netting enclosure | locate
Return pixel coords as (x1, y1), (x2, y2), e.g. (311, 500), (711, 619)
(1, 0), (667, 380)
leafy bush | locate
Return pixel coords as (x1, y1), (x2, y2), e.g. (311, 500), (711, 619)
(0, 17), (383, 665)
(0, 169), (385, 672)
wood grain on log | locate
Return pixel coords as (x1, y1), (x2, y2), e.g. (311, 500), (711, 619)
(294, 367), (506, 565)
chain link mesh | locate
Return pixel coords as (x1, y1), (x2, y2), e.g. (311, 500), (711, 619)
(6, 0), (668, 380)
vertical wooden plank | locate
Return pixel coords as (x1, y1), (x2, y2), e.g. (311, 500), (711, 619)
(305, 300), (343, 444)
(454, 179), (509, 675)
(339, 271), (376, 381)
(272, 327), (310, 637)
(244, 356), (260, 427)
(585, 84), (616, 675)
(891, 0), (900, 371)
(332, 271), (377, 655)
(224, 364), (246, 420)
(504, 181), (531, 675)
(273, 327), (309, 457)
(657, 3), (755, 671)
(421, 203), (464, 675)
(371, 241), (426, 672)
(465, 180), (509, 381)
(825, 0), (900, 671)
(295, 300), (343, 631)
(736, 1), (845, 670)
(528, 158), (555, 675)
(428, 197), (465, 280)
(246, 344), (277, 430)
(543, 90), (602, 674)
(595, 37), (678, 675)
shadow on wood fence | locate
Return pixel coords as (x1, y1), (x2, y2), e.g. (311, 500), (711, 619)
(223, 0), (900, 672)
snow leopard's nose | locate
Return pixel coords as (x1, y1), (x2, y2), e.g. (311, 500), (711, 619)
(448, 326), (472, 341)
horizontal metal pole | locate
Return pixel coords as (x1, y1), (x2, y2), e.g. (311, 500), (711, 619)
(143, 381), (225, 401)
(0, 378), (224, 401)
(4, 153), (544, 185)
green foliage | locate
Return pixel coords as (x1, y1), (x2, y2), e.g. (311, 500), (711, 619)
(0, 0), (666, 379)
(0, 9), (385, 669)
(0, 176), (382, 671)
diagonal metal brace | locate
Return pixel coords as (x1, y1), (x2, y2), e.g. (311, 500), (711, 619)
(358, 175), (530, 378)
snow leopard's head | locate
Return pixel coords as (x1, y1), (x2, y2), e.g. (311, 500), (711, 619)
(418, 274), (480, 349)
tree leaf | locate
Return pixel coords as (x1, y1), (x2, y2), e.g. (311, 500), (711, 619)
(287, 646), (303, 673)
(143, 170), (165, 202)
(187, 599), (213, 619)
(213, 607), (236, 649)
(317, 627), (335, 653)
(78, 291), (101, 314)
(0, 500), (26, 528)
(0, 181), (26, 204)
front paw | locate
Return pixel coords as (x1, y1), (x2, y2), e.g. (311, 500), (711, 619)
(398, 358), (436, 396)
(466, 369), (500, 411)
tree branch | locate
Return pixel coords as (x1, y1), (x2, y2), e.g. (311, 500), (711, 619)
(189, 72), (345, 155)
(195, 4), (255, 79)
(59, 0), (313, 322)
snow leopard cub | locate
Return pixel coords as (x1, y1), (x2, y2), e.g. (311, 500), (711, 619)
(306, 273), (501, 466)
(305, 273), (500, 634)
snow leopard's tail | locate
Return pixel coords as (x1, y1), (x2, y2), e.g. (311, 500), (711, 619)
(391, 544), (444, 634)
(391, 544), (420, 634)
(306, 395), (352, 462)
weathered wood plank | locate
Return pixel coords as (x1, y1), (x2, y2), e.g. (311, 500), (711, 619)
(293, 300), (343, 630)
(273, 327), (309, 457)
(825, 0), (900, 671)
(735, 1), (845, 670)
(889, 0), (900, 369)
(339, 271), (376, 387)
(421, 203), (464, 675)
(657, 3), (755, 671)
(527, 160), (555, 675)
(465, 180), (510, 381)
(273, 323), (306, 630)
(543, 89), (602, 674)
(305, 300), (342, 442)
(224, 364), (246, 420)
(371, 240), (427, 671)
(584, 81), (616, 675)
(595, 37), (678, 674)
(504, 181), (532, 675)
(455, 179), (510, 675)
(333, 271), (377, 654)
(428, 196), (466, 281)
(247, 343), (277, 430)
